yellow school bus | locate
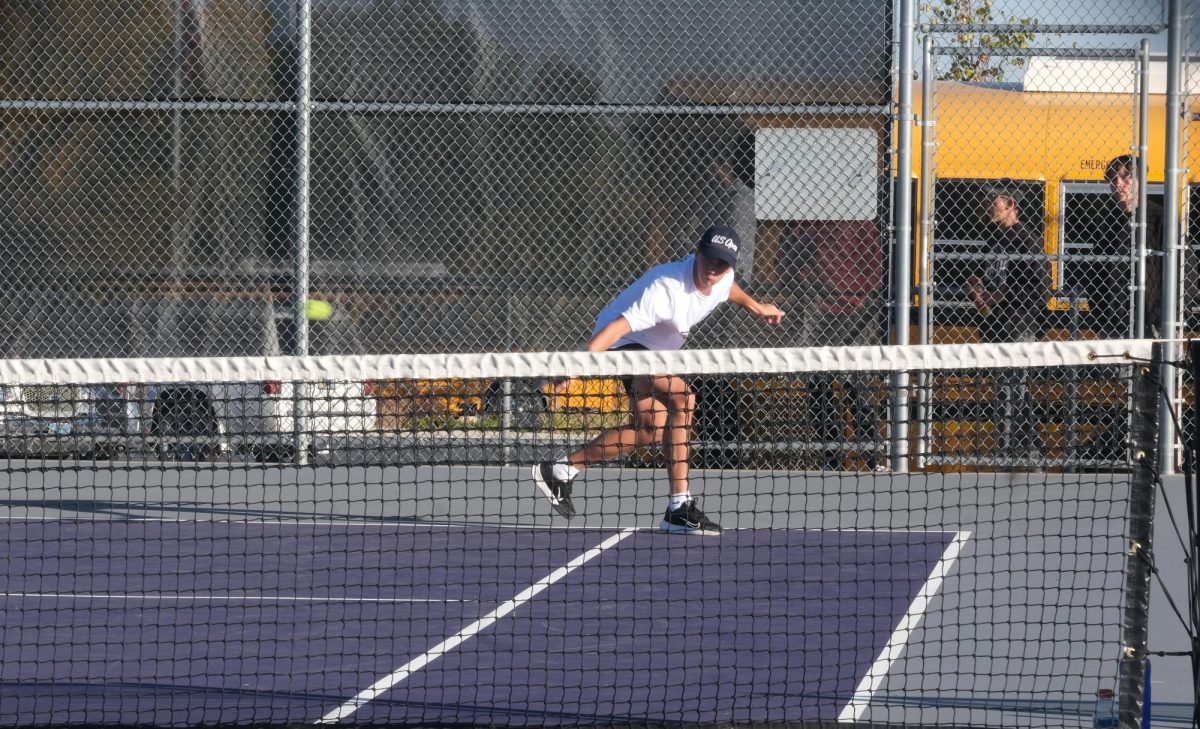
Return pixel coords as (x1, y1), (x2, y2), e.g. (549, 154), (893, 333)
(910, 77), (1200, 343)
(387, 73), (1198, 471)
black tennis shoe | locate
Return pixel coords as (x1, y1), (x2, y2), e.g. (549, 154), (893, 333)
(660, 497), (722, 536)
(532, 462), (577, 518)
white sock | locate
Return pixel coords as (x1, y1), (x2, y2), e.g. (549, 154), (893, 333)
(668, 492), (691, 511)
(552, 459), (579, 482)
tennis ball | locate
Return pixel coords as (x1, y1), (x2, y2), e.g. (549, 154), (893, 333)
(305, 299), (334, 321)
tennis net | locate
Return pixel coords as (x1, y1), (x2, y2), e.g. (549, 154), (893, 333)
(0, 339), (1164, 728)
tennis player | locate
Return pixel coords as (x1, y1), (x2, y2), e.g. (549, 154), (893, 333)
(532, 224), (785, 535)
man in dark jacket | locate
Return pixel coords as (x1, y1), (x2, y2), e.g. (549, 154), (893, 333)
(1100, 154), (1164, 338)
(968, 183), (1050, 462)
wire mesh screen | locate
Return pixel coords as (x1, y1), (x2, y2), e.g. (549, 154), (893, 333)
(0, 2), (1192, 728)
(919, 47), (1152, 350)
(0, 0), (892, 358)
(0, 339), (1163, 727)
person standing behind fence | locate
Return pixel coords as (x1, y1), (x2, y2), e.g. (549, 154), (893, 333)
(783, 219), (886, 472)
(967, 183), (1050, 462)
(1100, 154), (1164, 338)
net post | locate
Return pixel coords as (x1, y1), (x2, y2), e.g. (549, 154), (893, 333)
(1120, 344), (1161, 728)
(1191, 340), (1200, 525)
(1190, 339), (1200, 727)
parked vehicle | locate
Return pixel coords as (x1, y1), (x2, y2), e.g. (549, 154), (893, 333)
(0, 291), (377, 461)
(131, 296), (377, 461)
(0, 291), (137, 458)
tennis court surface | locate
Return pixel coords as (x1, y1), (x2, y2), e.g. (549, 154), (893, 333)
(0, 519), (960, 725)
(0, 339), (1163, 727)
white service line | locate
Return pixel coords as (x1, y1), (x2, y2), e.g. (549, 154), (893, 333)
(0, 593), (462, 603)
(318, 527), (637, 724)
(837, 530), (972, 723)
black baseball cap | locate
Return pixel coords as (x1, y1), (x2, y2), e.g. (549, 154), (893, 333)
(696, 224), (740, 268)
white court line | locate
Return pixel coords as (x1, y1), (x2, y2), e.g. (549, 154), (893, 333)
(317, 527), (637, 724)
(0, 516), (630, 530)
(0, 592), (463, 603)
(837, 530), (972, 724)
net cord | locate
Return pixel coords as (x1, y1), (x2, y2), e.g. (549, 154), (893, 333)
(0, 339), (1161, 386)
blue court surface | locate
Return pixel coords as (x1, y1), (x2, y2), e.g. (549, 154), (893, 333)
(0, 521), (961, 725)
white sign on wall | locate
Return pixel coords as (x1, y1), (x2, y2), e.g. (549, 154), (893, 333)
(755, 127), (877, 221)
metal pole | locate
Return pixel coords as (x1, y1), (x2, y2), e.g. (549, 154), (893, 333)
(1129, 41), (1151, 475)
(1189, 340), (1200, 729)
(1159, 0), (1185, 473)
(171, 0), (184, 276)
(293, 0), (313, 465)
(1119, 351), (1160, 729)
(1135, 40), (1150, 340)
(890, 0), (916, 473)
(915, 35), (935, 469)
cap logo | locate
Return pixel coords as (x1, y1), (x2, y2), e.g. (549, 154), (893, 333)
(710, 234), (737, 252)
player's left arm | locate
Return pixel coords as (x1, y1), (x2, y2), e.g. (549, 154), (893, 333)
(729, 282), (785, 325)
(587, 316), (633, 352)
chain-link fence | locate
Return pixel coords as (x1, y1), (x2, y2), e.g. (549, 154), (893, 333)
(2, 2), (1184, 351)
(0, 0), (892, 358)
(3, 0), (1196, 462)
(919, 46), (1147, 346)
(908, 2), (1193, 472)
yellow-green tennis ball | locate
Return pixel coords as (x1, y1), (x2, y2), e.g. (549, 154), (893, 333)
(305, 299), (333, 321)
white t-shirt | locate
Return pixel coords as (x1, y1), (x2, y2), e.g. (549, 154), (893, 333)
(591, 254), (735, 350)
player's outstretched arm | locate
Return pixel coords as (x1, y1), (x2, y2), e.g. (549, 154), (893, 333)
(587, 316), (633, 352)
(729, 282), (785, 325)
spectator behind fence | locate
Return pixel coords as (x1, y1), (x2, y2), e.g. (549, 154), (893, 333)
(781, 219), (886, 471)
(1098, 154), (1164, 338)
(643, 116), (757, 284)
(968, 183), (1049, 462)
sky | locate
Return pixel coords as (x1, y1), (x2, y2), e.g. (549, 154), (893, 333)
(919, 0), (1196, 83)
(988, 0), (1192, 55)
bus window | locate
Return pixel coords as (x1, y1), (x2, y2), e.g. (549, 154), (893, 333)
(928, 178), (1045, 330)
(1187, 185), (1200, 329)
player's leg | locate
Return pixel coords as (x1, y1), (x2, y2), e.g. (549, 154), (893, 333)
(531, 377), (665, 518)
(568, 379), (665, 465)
(648, 374), (695, 493)
(650, 374), (720, 535)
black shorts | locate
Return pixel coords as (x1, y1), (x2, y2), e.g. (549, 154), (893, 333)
(611, 343), (649, 399)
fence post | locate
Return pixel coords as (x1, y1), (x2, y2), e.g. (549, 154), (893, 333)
(1158, 0), (1185, 474)
(890, 0), (916, 473)
(292, 0), (314, 465)
(915, 35), (935, 469)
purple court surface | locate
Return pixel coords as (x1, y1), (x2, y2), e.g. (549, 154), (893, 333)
(0, 522), (957, 725)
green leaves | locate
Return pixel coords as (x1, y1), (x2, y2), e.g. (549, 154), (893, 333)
(922, 0), (1038, 82)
